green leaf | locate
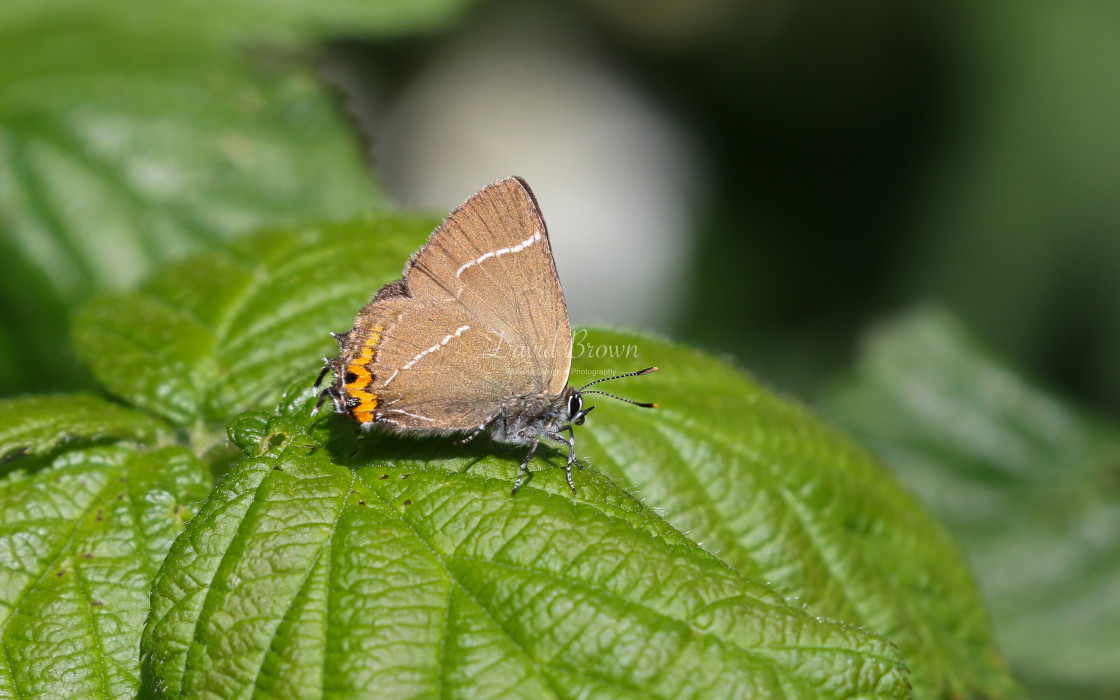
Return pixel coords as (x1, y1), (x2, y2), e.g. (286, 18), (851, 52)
(823, 307), (1120, 697)
(0, 440), (211, 698)
(567, 328), (1021, 700)
(0, 0), (479, 46)
(82, 219), (1014, 697)
(0, 393), (166, 461)
(0, 22), (380, 395)
(72, 216), (435, 433)
(142, 430), (910, 699)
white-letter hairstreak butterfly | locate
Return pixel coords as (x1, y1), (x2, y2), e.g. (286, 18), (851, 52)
(314, 176), (657, 494)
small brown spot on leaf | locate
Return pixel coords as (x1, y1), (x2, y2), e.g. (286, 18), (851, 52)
(402, 500), (412, 506)
(380, 474), (388, 479)
(358, 500), (366, 506)
(95, 509), (104, 522)
(81, 553), (94, 560)
(401, 474), (409, 479)
(90, 600), (104, 607)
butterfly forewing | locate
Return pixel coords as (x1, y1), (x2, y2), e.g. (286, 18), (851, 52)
(340, 177), (572, 432)
(402, 177), (570, 395)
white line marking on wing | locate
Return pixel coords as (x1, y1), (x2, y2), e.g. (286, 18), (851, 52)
(387, 409), (437, 422)
(455, 230), (541, 278)
(400, 325), (471, 371)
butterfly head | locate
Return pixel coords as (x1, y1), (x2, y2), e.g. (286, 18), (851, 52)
(565, 391), (594, 426)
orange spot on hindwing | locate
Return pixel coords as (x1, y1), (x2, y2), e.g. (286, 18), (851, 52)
(345, 364), (371, 390)
(343, 324), (385, 424)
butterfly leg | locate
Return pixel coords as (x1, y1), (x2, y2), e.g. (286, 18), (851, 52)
(547, 426), (580, 494)
(311, 363), (334, 416)
(455, 413), (498, 446)
(455, 428), (483, 446)
(511, 438), (540, 496)
(313, 363), (331, 388)
(312, 391), (328, 415)
(312, 385), (338, 416)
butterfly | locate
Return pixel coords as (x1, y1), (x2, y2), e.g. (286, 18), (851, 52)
(315, 176), (656, 494)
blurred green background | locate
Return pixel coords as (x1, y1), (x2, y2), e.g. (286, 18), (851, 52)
(2, 0), (1118, 697)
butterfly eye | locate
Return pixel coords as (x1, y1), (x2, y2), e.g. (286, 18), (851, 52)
(568, 393), (582, 418)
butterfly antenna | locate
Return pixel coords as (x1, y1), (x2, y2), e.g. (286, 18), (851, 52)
(578, 367), (658, 408)
(580, 390), (658, 409)
(578, 366), (658, 390)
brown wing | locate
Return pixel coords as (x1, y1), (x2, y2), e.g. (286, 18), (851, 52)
(403, 176), (572, 398)
(336, 177), (572, 432)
